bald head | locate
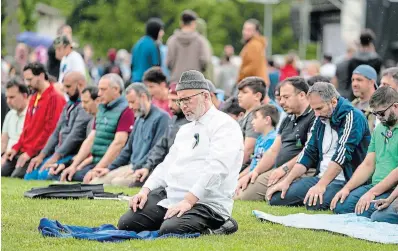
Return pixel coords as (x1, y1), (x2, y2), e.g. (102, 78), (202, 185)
(63, 71), (87, 95)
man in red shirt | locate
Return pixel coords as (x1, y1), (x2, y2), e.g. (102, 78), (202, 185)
(143, 67), (172, 116)
(2, 63), (66, 178)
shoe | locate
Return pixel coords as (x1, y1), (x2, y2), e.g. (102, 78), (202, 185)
(203, 217), (238, 235)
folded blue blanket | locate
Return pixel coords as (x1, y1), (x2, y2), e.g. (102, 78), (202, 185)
(38, 218), (200, 242)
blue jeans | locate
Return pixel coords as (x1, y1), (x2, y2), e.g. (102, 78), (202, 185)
(334, 184), (391, 218)
(269, 176), (346, 210)
(371, 198), (398, 224)
(48, 163), (95, 182)
(24, 155), (74, 180)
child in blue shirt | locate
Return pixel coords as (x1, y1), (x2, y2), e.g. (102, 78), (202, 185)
(249, 104), (280, 172)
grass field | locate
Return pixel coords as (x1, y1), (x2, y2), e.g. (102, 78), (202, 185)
(1, 177), (396, 251)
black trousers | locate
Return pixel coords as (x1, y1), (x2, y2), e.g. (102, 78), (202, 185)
(118, 188), (225, 235)
(1, 154), (29, 178)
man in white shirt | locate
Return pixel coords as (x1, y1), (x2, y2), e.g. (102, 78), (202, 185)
(54, 35), (86, 83)
(1, 78), (29, 162)
(118, 70), (244, 235)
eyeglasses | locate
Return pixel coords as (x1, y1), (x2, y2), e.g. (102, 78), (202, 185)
(372, 103), (396, 117)
(175, 92), (204, 107)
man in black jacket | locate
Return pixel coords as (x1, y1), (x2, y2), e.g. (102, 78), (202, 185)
(130, 83), (189, 187)
(348, 29), (383, 98)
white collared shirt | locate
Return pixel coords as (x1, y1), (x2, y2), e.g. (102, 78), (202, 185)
(144, 106), (244, 219)
(2, 108), (27, 151)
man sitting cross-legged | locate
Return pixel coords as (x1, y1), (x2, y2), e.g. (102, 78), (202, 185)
(331, 86), (398, 223)
(235, 77), (316, 201)
(128, 83), (189, 186)
(87, 83), (170, 186)
(117, 70), (243, 235)
(50, 74), (135, 181)
(25, 71), (91, 180)
(267, 82), (371, 210)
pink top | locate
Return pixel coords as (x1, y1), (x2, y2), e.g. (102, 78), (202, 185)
(152, 98), (172, 117)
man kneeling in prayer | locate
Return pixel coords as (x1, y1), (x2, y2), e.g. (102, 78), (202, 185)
(117, 70), (244, 235)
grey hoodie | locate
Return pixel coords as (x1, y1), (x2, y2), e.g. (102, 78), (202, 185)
(166, 30), (210, 82)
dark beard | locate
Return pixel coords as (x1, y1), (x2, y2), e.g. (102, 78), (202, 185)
(69, 89), (80, 102)
(382, 113), (398, 127)
(175, 110), (185, 119)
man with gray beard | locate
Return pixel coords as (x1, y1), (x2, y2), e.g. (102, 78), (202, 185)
(117, 70), (243, 236)
(88, 83), (170, 186)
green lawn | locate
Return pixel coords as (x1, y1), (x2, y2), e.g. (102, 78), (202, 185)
(1, 178), (395, 251)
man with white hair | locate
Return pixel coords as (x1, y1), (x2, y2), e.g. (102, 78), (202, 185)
(50, 74), (135, 182)
(267, 82), (371, 210)
(118, 70), (243, 235)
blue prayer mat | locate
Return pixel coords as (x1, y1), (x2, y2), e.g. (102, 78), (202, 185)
(38, 218), (200, 242)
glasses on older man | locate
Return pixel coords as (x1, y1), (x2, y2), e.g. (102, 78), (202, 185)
(175, 92), (205, 107)
(372, 103), (396, 117)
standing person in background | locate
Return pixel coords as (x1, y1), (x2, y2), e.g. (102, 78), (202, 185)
(47, 24), (73, 79)
(267, 59), (280, 101)
(11, 43), (29, 78)
(131, 18), (164, 83)
(103, 48), (122, 78)
(279, 53), (298, 82)
(116, 49), (132, 85)
(54, 35), (86, 83)
(335, 45), (356, 99)
(166, 10), (210, 84)
(224, 45), (241, 70)
(217, 46), (239, 97)
(237, 19), (269, 87)
(348, 29), (383, 78)
(196, 18), (214, 83)
(320, 54), (336, 79)
(302, 61), (320, 80)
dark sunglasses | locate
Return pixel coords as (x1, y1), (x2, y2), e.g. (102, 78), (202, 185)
(372, 103), (396, 117)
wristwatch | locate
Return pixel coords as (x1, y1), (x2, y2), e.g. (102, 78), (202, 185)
(282, 164), (289, 174)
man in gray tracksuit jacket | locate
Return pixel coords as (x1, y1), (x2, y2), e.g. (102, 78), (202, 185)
(24, 72), (92, 180)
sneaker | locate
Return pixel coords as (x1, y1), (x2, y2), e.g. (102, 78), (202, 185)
(203, 218), (238, 235)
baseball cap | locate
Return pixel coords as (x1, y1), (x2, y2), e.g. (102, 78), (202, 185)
(353, 64), (378, 89)
(353, 65), (377, 81)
